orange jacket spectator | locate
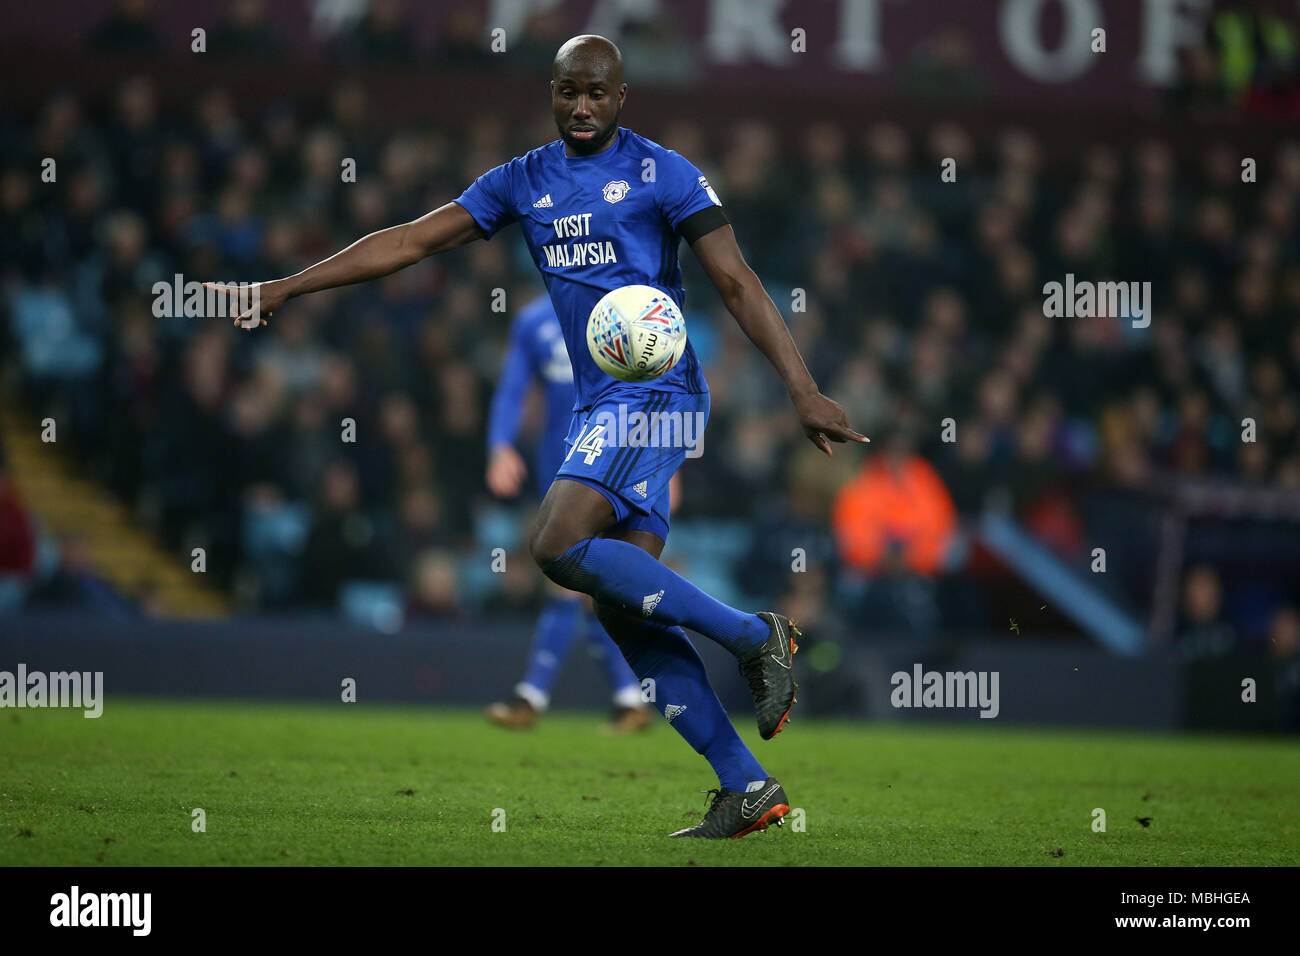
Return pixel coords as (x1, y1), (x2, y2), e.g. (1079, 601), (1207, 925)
(832, 454), (957, 576)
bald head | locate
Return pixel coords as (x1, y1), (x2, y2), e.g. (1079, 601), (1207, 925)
(553, 34), (623, 84)
(551, 34), (627, 156)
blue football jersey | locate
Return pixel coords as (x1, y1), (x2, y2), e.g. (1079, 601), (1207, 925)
(454, 128), (718, 410)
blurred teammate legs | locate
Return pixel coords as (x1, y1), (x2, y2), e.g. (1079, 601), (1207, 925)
(487, 578), (649, 731)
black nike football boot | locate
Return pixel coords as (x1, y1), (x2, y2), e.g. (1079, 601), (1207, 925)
(668, 777), (790, 839)
(737, 612), (800, 740)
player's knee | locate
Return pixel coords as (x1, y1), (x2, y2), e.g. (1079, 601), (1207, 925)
(528, 518), (579, 572)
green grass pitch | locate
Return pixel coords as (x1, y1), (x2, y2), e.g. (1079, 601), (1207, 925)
(2, 698), (1296, 866)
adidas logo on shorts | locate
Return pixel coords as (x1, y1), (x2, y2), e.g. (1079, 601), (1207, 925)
(664, 704), (687, 724)
(633, 480), (648, 498)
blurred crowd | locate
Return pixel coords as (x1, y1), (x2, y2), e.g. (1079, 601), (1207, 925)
(79, 0), (632, 76)
(0, 1), (1297, 665)
(1174, 0), (1300, 119)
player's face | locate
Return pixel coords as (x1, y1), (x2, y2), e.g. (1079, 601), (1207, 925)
(551, 69), (625, 156)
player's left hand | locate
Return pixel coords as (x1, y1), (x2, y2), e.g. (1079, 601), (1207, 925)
(793, 392), (870, 456)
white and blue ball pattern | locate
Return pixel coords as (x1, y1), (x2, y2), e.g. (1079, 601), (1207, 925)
(586, 284), (688, 383)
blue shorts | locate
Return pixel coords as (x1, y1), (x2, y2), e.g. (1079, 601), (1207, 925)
(554, 387), (709, 541)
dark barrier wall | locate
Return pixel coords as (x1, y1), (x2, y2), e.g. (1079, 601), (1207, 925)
(5, 612), (1287, 731)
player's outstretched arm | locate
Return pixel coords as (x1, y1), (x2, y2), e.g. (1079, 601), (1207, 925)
(691, 224), (869, 456)
(204, 202), (484, 328)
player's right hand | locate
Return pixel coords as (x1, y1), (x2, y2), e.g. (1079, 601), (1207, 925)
(202, 279), (291, 330)
(486, 445), (527, 498)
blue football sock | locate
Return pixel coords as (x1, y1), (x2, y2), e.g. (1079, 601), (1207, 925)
(581, 610), (644, 707)
(518, 595), (584, 706)
(601, 608), (765, 791)
(542, 538), (769, 656)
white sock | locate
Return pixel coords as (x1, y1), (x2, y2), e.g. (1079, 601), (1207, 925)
(514, 682), (549, 712)
(613, 685), (645, 710)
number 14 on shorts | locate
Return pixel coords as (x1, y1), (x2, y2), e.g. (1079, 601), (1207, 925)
(566, 423), (607, 466)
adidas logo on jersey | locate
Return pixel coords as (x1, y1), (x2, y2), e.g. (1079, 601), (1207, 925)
(641, 589), (664, 617)
(633, 480), (648, 498)
(664, 704), (687, 724)
(532, 193), (553, 208)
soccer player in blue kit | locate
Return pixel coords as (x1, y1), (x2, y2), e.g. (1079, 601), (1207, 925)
(484, 294), (653, 733)
(210, 35), (867, 838)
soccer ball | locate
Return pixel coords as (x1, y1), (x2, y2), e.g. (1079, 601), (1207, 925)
(586, 285), (688, 383)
